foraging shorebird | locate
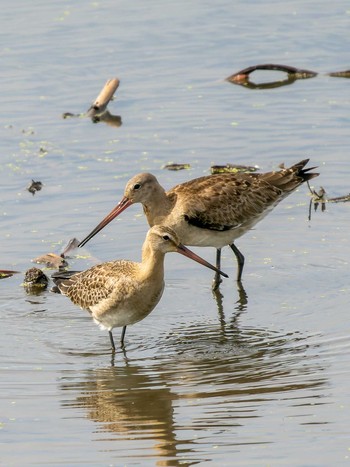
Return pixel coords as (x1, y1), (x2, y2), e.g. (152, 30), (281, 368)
(78, 159), (318, 287)
(52, 226), (227, 350)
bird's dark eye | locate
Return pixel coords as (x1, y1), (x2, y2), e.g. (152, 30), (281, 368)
(162, 235), (170, 241)
(133, 183), (141, 190)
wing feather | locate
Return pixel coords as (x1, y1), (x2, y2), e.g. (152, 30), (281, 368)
(170, 173), (283, 231)
(53, 261), (137, 310)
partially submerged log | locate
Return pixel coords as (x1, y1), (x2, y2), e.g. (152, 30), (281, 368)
(86, 78), (120, 118)
(0, 269), (20, 279)
(328, 70), (350, 78)
(227, 64), (317, 89)
(328, 193), (350, 203)
(227, 64), (317, 83)
(62, 78), (121, 125)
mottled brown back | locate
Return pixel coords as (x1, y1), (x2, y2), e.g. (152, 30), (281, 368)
(169, 159), (318, 231)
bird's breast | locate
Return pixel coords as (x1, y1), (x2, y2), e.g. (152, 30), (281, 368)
(91, 280), (165, 330)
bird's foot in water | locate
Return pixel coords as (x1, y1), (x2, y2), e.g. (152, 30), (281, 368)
(212, 275), (223, 291)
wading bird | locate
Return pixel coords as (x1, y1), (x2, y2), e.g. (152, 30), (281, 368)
(78, 159), (318, 288)
(53, 226), (227, 350)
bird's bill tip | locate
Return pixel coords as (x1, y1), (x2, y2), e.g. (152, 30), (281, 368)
(78, 197), (133, 248)
(177, 244), (228, 278)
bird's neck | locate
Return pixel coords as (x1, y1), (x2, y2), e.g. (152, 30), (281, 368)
(140, 242), (165, 280)
(142, 190), (174, 227)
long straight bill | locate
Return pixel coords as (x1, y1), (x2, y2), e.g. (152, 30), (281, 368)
(78, 197), (133, 247)
(177, 244), (228, 278)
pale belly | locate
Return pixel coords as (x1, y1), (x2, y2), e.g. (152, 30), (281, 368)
(91, 282), (165, 331)
(177, 218), (263, 248)
(180, 225), (245, 247)
(172, 205), (278, 248)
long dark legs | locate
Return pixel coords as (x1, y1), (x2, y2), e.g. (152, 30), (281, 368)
(212, 248), (223, 290)
(120, 326), (127, 348)
(109, 326), (126, 351)
(229, 243), (245, 282)
(109, 330), (115, 351)
(212, 243), (245, 289)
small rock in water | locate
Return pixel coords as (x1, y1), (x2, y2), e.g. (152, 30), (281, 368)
(23, 267), (49, 288)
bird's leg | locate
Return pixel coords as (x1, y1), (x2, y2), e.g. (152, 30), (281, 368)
(120, 326), (127, 348)
(109, 330), (116, 351)
(229, 243), (245, 282)
(212, 248), (223, 290)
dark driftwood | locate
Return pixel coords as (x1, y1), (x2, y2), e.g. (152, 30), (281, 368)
(328, 70), (350, 78)
(0, 269), (20, 279)
(227, 64), (317, 83)
(308, 185), (350, 220)
(227, 64), (350, 89)
(328, 193), (350, 202)
(227, 64), (317, 89)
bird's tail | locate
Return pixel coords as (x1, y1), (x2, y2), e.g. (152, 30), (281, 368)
(287, 158), (319, 182)
(51, 270), (80, 294)
(263, 158), (319, 192)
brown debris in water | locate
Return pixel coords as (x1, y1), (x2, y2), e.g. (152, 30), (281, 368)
(227, 64), (317, 89)
(91, 111), (122, 127)
(328, 70), (350, 78)
(163, 163), (191, 171)
(227, 64), (350, 89)
(0, 269), (20, 280)
(211, 164), (259, 174)
(308, 185), (350, 220)
(32, 253), (68, 269)
(62, 78), (122, 127)
(62, 112), (79, 119)
(60, 238), (80, 258)
(328, 193), (350, 203)
(86, 78), (120, 118)
(27, 179), (43, 195)
(308, 186), (327, 220)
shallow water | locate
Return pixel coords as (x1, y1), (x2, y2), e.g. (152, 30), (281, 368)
(1, 1), (350, 466)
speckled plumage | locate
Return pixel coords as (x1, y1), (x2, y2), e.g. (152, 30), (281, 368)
(79, 159), (319, 284)
(53, 225), (226, 350)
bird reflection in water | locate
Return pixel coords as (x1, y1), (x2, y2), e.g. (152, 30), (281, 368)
(60, 290), (328, 466)
(60, 364), (199, 466)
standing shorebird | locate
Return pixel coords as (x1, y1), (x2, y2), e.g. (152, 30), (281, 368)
(78, 159), (318, 287)
(52, 226), (227, 350)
